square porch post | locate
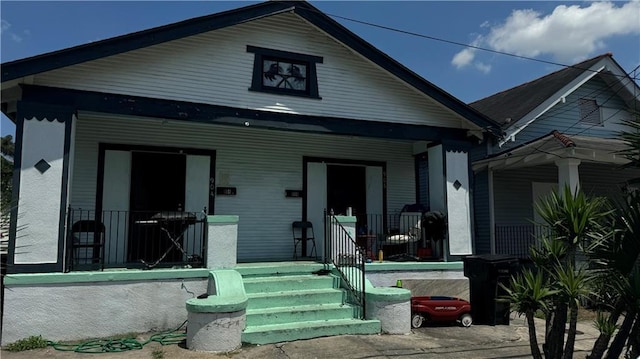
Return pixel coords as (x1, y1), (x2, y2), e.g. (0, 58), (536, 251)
(206, 215), (239, 269)
(428, 143), (473, 260)
(8, 102), (76, 273)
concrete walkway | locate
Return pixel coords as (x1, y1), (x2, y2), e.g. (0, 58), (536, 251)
(2, 313), (601, 359)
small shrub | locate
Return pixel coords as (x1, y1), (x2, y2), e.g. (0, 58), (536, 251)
(4, 335), (49, 352)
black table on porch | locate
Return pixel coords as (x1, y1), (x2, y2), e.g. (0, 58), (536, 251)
(131, 211), (198, 268)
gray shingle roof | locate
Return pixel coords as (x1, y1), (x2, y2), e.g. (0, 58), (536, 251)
(469, 54), (611, 128)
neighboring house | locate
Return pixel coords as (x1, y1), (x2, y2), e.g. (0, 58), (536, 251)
(471, 54), (640, 258)
(0, 1), (500, 344)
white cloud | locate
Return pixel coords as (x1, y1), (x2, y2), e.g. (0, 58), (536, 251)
(0, 19), (10, 35)
(475, 62), (491, 74)
(452, 1), (640, 71)
(452, 48), (477, 68)
(1, 19), (27, 43)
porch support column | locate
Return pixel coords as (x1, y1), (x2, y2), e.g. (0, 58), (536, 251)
(555, 158), (581, 194)
(428, 143), (473, 259)
(8, 102), (75, 273)
(206, 215), (239, 269)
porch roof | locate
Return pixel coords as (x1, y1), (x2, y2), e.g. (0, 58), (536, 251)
(472, 130), (630, 171)
(18, 85), (474, 142)
(0, 1), (501, 136)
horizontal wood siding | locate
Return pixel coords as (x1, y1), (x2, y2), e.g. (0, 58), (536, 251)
(473, 169), (490, 254)
(34, 13), (467, 129)
(495, 76), (634, 154)
(493, 165), (557, 225)
(70, 112), (416, 261)
(494, 163), (640, 226)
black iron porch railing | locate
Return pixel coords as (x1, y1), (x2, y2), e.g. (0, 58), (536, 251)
(324, 210), (366, 319)
(66, 208), (207, 271)
(358, 213), (444, 262)
(494, 224), (549, 259)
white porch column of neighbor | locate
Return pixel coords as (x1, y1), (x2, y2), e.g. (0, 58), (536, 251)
(555, 158), (581, 194)
(428, 145), (473, 258)
(206, 215), (239, 269)
(11, 103), (75, 271)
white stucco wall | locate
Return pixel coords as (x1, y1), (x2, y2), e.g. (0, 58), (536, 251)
(1, 278), (207, 344)
(15, 118), (66, 264)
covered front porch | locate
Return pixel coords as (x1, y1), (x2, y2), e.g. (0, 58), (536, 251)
(7, 93), (478, 273)
(474, 132), (640, 258)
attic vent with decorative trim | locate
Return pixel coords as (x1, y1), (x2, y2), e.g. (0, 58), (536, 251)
(247, 45), (323, 99)
(579, 98), (602, 126)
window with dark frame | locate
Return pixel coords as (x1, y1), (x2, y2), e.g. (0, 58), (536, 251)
(247, 45), (322, 99)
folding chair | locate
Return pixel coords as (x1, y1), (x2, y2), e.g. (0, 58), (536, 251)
(292, 221), (317, 259)
(71, 220), (105, 270)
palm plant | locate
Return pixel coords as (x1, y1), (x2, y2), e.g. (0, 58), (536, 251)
(502, 269), (556, 359)
(587, 190), (640, 359)
(533, 186), (610, 358)
(553, 264), (590, 359)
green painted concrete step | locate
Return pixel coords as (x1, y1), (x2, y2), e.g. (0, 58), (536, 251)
(235, 262), (327, 278)
(246, 288), (345, 310)
(246, 303), (355, 326)
(243, 274), (338, 294)
(242, 318), (381, 345)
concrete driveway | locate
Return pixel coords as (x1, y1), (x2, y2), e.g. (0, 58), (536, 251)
(1, 314), (600, 359)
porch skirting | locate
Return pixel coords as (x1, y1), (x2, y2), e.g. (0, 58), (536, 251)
(1, 276), (207, 345)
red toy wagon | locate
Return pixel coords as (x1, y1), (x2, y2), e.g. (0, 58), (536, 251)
(411, 296), (472, 328)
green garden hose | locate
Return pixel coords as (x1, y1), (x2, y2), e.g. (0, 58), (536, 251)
(47, 320), (187, 353)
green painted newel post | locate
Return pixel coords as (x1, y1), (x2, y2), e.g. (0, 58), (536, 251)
(206, 215), (239, 269)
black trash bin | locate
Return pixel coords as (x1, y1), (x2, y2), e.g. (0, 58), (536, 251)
(463, 254), (519, 325)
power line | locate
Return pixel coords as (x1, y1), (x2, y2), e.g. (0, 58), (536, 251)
(492, 64), (640, 169)
(296, 6), (639, 81)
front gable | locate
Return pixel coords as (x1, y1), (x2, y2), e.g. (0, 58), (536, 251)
(2, 1), (500, 138)
(492, 55), (639, 153)
(29, 12), (468, 130)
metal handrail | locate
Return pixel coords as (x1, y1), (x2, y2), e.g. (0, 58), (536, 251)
(324, 209), (366, 319)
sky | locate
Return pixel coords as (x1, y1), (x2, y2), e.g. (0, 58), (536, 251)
(1, 1), (639, 137)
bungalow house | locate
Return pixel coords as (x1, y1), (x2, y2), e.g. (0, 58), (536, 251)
(1, 1), (500, 345)
(471, 54), (640, 258)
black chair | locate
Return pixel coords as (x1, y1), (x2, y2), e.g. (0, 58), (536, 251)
(292, 221), (317, 259)
(71, 220), (105, 270)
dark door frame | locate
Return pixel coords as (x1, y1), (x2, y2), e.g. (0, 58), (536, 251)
(302, 156), (387, 254)
(96, 143), (217, 218)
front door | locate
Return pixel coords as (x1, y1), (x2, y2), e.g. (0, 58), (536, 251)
(129, 151), (186, 263)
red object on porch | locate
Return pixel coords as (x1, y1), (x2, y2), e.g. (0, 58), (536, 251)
(417, 247), (432, 258)
(356, 234), (377, 260)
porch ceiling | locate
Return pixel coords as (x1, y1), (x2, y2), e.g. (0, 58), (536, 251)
(473, 133), (630, 171)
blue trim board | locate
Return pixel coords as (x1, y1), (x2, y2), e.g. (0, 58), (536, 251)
(1, 2), (295, 82)
(292, 4), (500, 135)
(21, 85), (475, 143)
(57, 112), (74, 271)
(1, 1), (501, 135)
(7, 113), (24, 272)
